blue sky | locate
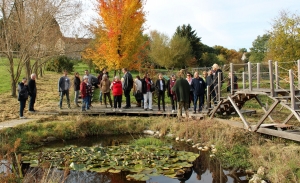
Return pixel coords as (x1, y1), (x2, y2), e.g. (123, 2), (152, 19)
(80, 0), (300, 51)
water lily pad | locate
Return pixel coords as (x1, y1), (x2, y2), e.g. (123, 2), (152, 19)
(126, 173), (150, 181)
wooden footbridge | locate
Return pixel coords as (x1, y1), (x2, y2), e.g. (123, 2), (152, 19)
(207, 60), (300, 142)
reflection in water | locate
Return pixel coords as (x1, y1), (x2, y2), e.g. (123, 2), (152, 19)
(24, 136), (250, 183)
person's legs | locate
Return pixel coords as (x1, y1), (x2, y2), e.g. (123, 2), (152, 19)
(117, 95), (122, 109)
(113, 96), (117, 109)
(157, 91), (161, 110)
(162, 92), (165, 111)
(107, 92), (113, 107)
(103, 92), (107, 107)
(74, 90), (79, 106)
(66, 90), (70, 108)
(170, 95), (175, 110)
(143, 93), (148, 109)
(59, 91), (64, 108)
(20, 100), (25, 117)
(199, 94), (204, 111)
(29, 94), (36, 111)
(148, 92), (153, 110)
(124, 89), (131, 107)
(193, 94), (198, 112)
(184, 102), (189, 119)
(177, 102), (183, 120)
(99, 90), (103, 104)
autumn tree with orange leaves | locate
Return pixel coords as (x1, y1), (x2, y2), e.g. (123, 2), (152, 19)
(83, 0), (147, 73)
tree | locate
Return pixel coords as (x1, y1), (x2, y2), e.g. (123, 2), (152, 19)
(148, 30), (192, 70)
(0, 0), (82, 96)
(267, 10), (300, 67)
(174, 24), (202, 64)
(249, 34), (270, 62)
(83, 0), (146, 73)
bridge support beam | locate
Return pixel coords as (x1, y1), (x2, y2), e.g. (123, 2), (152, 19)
(227, 96), (251, 130)
(253, 99), (280, 132)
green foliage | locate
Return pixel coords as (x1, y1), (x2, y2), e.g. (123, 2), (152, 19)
(249, 34), (270, 62)
(267, 11), (300, 65)
(217, 144), (251, 169)
(46, 56), (74, 73)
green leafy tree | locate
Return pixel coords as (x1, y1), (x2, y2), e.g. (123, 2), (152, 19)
(174, 24), (202, 62)
(249, 34), (270, 62)
(267, 10), (300, 67)
(149, 30), (192, 70)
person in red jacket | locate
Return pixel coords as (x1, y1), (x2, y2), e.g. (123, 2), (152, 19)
(110, 76), (123, 112)
(80, 76), (90, 111)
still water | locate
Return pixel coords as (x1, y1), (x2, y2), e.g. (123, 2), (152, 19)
(24, 135), (249, 183)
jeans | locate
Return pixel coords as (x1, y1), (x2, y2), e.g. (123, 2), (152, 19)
(143, 92), (153, 109)
(59, 90), (70, 108)
(124, 89), (131, 107)
(114, 95), (122, 108)
(74, 90), (79, 105)
(99, 90), (103, 103)
(82, 96), (89, 111)
(157, 90), (165, 111)
(29, 94), (36, 111)
(193, 94), (204, 112)
(20, 100), (26, 117)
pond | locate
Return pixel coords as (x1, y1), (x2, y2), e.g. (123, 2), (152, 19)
(22, 135), (250, 183)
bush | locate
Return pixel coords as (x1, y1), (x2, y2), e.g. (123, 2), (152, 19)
(46, 56), (74, 73)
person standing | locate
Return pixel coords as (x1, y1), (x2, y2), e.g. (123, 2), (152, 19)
(206, 70), (215, 108)
(186, 72), (193, 108)
(80, 76), (90, 111)
(58, 70), (71, 109)
(212, 63), (223, 103)
(122, 68), (133, 109)
(74, 72), (81, 107)
(97, 70), (103, 105)
(172, 69), (190, 120)
(191, 72), (206, 113)
(83, 70), (97, 107)
(18, 78), (29, 119)
(133, 76), (142, 107)
(155, 73), (166, 112)
(99, 74), (112, 108)
(28, 73), (37, 112)
(141, 73), (154, 111)
(111, 76), (123, 112)
(167, 74), (177, 113)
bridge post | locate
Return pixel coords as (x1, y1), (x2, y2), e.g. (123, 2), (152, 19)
(230, 63), (234, 95)
(248, 62), (252, 91)
(269, 60), (275, 97)
(290, 70), (295, 110)
(275, 61), (279, 89)
(218, 72), (222, 101)
(298, 60), (300, 89)
(242, 72), (246, 89)
(257, 63), (260, 89)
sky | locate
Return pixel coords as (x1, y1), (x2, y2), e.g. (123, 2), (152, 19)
(80, 0), (300, 51)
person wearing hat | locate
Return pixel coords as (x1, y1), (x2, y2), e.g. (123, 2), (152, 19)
(171, 69), (190, 120)
(18, 77), (29, 119)
(58, 70), (71, 109)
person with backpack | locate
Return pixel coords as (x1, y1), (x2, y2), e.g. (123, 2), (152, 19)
(18, 78), (29, 119)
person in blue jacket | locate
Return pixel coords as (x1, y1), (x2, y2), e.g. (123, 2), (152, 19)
(191, 72), (206, 113)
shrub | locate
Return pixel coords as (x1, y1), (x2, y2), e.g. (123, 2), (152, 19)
(46, 56), (74, 73)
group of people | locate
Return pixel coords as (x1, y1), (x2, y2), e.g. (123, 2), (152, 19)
(18, 63), (236, 120)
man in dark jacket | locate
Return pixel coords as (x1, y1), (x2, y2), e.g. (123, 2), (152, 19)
(28, 73), (37, 112)
(122, 68), (133, 108)
(212, 63), (223, 103)
(155, 73), (166, 112)
(191, 72), (206, 113)
(58, 70), (71, 109)
(18, 78), (29, 118)
(172, 69), (190, 120)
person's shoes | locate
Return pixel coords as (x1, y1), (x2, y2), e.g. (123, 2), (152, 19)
(149, 109), (153, 111)
(123, 106), (130, 109)
(172, 110), (175, 113)
(76, 104), (80, 107)
(81, 109), (86, 112)
(113, 108), (116, 112)
(100, 102), (103, 105)
(144, 108), (148, 111)
(68, 106), (71, 109)
(29, 110), (35, 113)
(119, 109), (122, 112)
(20, 116), (26, 119)
(59, 107), (62, 110)
(193, 111), (196, 114)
